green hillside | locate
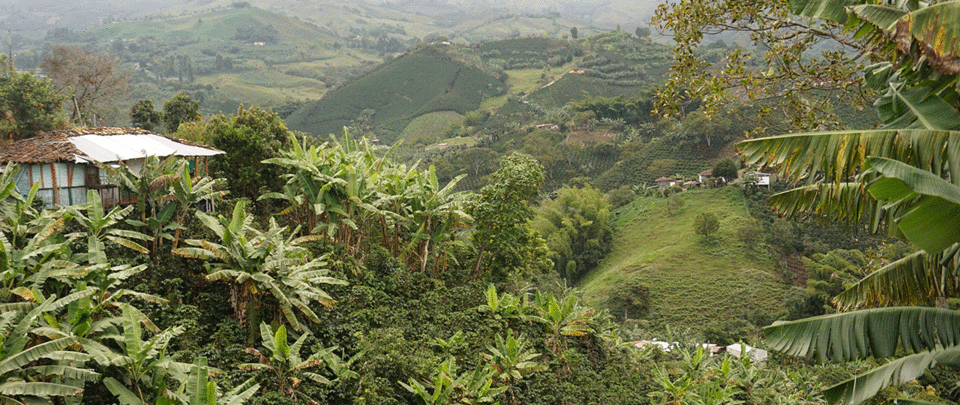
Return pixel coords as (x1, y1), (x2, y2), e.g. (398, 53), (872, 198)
(77, 7), (383, 111)
(286, 44), (505, 139)
(580, 187), (789, 334)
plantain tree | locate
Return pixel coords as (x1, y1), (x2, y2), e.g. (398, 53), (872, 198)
(734, 0), (960, 402)
(173, 200), (346, 342)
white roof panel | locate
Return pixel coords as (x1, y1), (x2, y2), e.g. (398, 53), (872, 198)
(67, 134), (223, 163)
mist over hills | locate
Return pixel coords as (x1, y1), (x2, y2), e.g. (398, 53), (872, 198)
(0, 0), (659, 40)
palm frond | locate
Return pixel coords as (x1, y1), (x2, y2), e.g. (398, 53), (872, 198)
(765, 307), (960, 362)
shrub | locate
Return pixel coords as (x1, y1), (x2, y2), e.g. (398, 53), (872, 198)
(712, 158), (739, 180)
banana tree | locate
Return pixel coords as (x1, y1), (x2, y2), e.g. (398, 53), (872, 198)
(0, 289), (100, 405)
(400, 356), (505, 405)
(240, 322), (329, 403)
(736, 0), (960, 402)
(173, 357), (260, 405)
(66, 190), (150, 266)
(102, 155), (184, 223)
(169, 164), (227, 249)
(101, 304), (194, 405)
(173, 200), (346, 340)
(402, 167), (471, 275)
(481, 331), (544, 405)
(262, 132), (386, 248)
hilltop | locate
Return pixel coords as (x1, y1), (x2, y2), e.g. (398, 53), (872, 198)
(286, 43), (506, 139)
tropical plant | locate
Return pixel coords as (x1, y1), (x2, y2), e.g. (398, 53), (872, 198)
(477, 284), (530, 323)
(240, 322), (329, 403)
(401, 356), (505, 405)
(531, 185), (613, 282)
(481, 331), (545, 405)
(174, 357), (260, 405)
(736, 0), (960, 402)
(0, 181), (73, 301)
(169, 164), (228, 249)
(173, 200), (346, 339)
(103, 155), (183, 224)
(530, 287), (607, 356)
(67, 190), (149, 266)
(100, 303), (194, 405)
(0, 290), (99, 404)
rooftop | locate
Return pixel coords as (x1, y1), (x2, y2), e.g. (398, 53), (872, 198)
(0, 127), (223, 164)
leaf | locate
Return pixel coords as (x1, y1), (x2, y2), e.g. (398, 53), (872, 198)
(764, 307), (960, 363)
(0, 381), (84, 398)
(823, 347), (960, 403)
(104, 377), (145, 405)
(868, 157), (960, 253)
(902, 2), (960, 62)
(787, 0), (864, 23)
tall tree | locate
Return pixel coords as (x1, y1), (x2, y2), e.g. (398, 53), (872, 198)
(130, 99), (163, 131)
(40, 45), (130, 125)
(471, 153), (551, 280)
(0, 56), (66, 139)
(163, 92), (201, 133)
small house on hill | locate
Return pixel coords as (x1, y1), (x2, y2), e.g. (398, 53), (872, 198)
(655, 177), (676, 188)
(745, 171), (773, 188)
(698, 169), (712, 184)
(0, 127), (224, 207)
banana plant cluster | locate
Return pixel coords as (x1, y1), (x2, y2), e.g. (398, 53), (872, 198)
(0, 163), (251, 405)
(734, 0), (960, 402)
(262, 131), (471, 275)
(173, 200), (346, 336)
(650, 345), (822, 405)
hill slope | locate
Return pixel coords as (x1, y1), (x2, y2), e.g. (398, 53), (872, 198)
(287, 44), (505, 139)
(580, 187), (788, 334)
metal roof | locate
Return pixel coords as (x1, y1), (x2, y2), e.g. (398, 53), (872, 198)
(69, 134), (224, 163)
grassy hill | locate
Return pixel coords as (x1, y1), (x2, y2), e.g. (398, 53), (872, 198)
(579, 187), (789, 335)
(286, 44), (505, 139)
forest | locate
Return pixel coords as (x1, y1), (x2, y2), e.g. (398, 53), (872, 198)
(0, 0), (959, 403)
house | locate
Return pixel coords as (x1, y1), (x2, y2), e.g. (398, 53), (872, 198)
(698, 169), (713, 184)
(726, 343), (768, 365)
(744, 171), (773, 188)
(0, 127), (224, 208)
(655, 176), (676, 188)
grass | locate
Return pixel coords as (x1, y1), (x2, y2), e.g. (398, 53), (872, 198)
(579, 187), (788, 334)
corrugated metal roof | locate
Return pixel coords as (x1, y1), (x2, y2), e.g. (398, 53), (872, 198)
(0, 128), (224, 164)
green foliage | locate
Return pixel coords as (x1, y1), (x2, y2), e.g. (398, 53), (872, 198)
(693, 212), (720, 240)
(470, 153), (549, 280)
(0, 56), (66, 139)
(240, 323), (330, 402)
(287, 46), (504, 139)
(102, 304), (193, 405)
(712, 158), (739, 180)
(173, 200), (346, 336)
(400, 356), (505, 405)
(130, 98), (163, 131)
(567, 94), (654, 125)
(164, 92), (201, 132)
(531, 185), (613, 282)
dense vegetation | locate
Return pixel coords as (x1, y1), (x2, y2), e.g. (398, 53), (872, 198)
(2, 0), (960, 401)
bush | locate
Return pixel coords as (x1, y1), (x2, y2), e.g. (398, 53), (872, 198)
(712, 158), (739, 180)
